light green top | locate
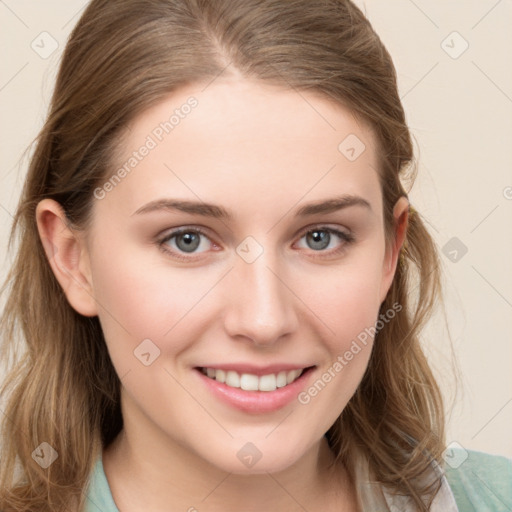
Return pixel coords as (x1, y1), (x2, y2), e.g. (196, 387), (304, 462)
(83, 448), (512, 511)
(83, 456), (119, 512)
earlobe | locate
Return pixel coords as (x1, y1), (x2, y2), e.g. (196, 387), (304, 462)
(379, 196), (410, 303)
(35, 199), (98, 317)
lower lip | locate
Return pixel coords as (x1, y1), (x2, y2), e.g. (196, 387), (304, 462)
(195, 367), (316, 414)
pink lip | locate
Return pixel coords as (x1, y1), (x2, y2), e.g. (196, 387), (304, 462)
(194, 366), (316, 414)
(195, 363), (312, 377)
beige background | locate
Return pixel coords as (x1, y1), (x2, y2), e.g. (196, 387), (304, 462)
(1, 1), (511, 458)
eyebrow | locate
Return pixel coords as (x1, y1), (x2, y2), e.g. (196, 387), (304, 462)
(132, 194), (372, 219)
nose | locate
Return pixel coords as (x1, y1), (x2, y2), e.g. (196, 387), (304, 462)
(223, 248), (298, 347)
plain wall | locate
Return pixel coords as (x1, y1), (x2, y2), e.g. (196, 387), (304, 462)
(1, 0), (511, 458)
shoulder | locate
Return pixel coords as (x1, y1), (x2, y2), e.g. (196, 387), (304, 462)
(443, 447), (512, 512)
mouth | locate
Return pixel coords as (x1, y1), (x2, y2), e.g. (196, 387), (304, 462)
(195, 364), (317, 413)
(196, 366), (316, 392)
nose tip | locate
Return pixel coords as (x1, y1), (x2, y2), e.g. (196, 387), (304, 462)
(223, 255), (298, 347)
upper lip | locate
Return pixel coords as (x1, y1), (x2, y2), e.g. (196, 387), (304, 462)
(196, 363), (315, 377)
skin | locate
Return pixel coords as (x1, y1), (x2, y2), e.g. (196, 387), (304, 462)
(37, 78), (408, 511)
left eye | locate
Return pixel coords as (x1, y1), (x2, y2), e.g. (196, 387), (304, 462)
(158, 226), (353, 259)
(295, 227), (353, 252)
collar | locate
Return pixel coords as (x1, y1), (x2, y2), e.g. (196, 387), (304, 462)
(352, 448), (459, 511)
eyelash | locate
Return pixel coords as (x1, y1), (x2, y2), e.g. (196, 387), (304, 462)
(157, 225), (355, 262)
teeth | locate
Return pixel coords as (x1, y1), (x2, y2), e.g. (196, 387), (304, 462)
(225, 371), (240, 388)
(287, 369), (301, 384)
(258, 373), (276, 391)
(276, 371), (288, 388)
(240, 373), (259, 391)
(201, 367), (306, 392)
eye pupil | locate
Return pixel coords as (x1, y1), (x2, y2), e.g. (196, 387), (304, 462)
(176, 232), (200, 252)
(307, 230), (330, 250)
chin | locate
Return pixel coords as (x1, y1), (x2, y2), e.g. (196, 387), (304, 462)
(196, 435), (312, 476)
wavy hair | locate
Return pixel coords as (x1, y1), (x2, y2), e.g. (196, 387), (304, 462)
(0, 0), (446, 510)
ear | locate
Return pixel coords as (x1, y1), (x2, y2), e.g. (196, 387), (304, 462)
(35, 199), (98, 317)
(379, 196), (409, 304)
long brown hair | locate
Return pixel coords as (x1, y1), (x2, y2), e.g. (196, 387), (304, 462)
(0, 0), (446, 510)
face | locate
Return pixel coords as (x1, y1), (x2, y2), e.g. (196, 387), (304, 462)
(41, 78), (407, 475)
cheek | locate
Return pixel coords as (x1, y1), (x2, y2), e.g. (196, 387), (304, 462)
(303, 253), (385, 347)
(88, 240), (203, 370)
(294, 254), (385, 410)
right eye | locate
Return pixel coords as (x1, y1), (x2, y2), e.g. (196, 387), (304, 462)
(158, 227), (217, 261)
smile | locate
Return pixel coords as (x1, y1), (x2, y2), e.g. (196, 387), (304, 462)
(199, 367), (307, 392)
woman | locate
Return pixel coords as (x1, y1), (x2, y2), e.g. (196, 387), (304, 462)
(1, 0), (510, 511)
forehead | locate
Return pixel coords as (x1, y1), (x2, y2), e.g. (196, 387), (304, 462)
(96, 78), (382, 222)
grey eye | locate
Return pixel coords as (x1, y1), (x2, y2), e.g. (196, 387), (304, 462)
(174, 232), (202, 253)
(305, 230), (331, 251)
